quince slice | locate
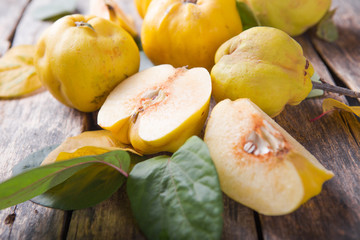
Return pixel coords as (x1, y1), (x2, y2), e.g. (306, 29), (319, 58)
(204, 99), (334, 215)
(98, 64), (211, 154)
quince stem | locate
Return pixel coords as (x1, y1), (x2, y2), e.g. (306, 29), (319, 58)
(312, 81), (360, 99)
(75, 21), (96, 32)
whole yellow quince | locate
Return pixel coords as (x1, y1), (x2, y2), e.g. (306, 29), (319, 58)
(141, 0), (242, 71)
(35, 14), (140, 112)
(134, 0), (152, 18)
(241, 0), (331, 36)
(211, 27), (314, 117)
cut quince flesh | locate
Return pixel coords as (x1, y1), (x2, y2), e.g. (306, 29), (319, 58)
(204, 98), (334, 215)
(98, 64), (211, 154)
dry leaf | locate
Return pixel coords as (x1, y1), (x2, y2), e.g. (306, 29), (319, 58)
(311, 98), (360, 121)
(323, 98), (360, 116)
(89, 0), (138, 37)
(42, 130), (141, 165)
(0, 45), (42, 98)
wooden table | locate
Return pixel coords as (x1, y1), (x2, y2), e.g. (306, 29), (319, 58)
(0, 0), (359, 239)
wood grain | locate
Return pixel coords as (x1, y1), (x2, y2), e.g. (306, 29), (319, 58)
(0, 0), (30, 55)
(0, 92), (88, 239)
(222, 196), (258, 240)
(311, 0), (360, 93)
(259, 35), (360, 240)
(0, 0), (89, 239)
(67, 186), (146, 240)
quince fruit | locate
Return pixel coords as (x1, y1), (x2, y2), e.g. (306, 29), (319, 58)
(89, 0), (138, 37)
(141, 0), (242, 71)
(134, 0), (152, 18)
(35, 14), (140, 112)
(97, 64), (211, 154)
(211, 26), (313, 117)
(204, 98), (334, 216)
(241, 0), (331, 36)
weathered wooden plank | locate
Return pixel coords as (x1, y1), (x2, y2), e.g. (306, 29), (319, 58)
(259, 35), (360, 240)
(0, 0), (30, 55)
(311, 0), (360, 93)
(0, 93), (87, 239)
(11, 0), (53, 47)
(67, 186), (146, 240)
(222, 196), (258, 240)
(0, 0), (89, 239)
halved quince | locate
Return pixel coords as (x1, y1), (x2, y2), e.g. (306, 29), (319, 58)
(98, 64), (211, 154)
(204, 98), (334, 215)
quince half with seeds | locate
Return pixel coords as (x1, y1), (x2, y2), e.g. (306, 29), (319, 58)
(204, 98), (334, 216)
(98, 64), (212, 154)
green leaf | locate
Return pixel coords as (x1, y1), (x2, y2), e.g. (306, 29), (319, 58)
(308, 72), (324, 98)
(32, 0), (77, 22)
(0, 149), (130, 210)
(127, 136), (223, 240)
(316, 9), (339, 42)
(236, 1), (260, 30)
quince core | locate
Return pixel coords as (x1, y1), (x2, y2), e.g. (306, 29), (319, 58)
(98, 64), (211, 154)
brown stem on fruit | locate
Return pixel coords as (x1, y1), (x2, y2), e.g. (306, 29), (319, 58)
(183, 0), (197, 4)
(312, 81), (360, 98)
(106, 3), (115, 13)
(75, 21), (96, 32)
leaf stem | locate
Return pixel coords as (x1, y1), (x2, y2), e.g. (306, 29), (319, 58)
(312, 81), (360, 98)
(97, 161), (128, 178)
(310, 109), (335, 122)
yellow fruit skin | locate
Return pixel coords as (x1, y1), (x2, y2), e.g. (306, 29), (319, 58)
(211, 27), (313, 117)
(243, 0), (331, 36)
(141, 0), (242, 71)
(134, 0), (152, 18)
(35, 14), (140, 112)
